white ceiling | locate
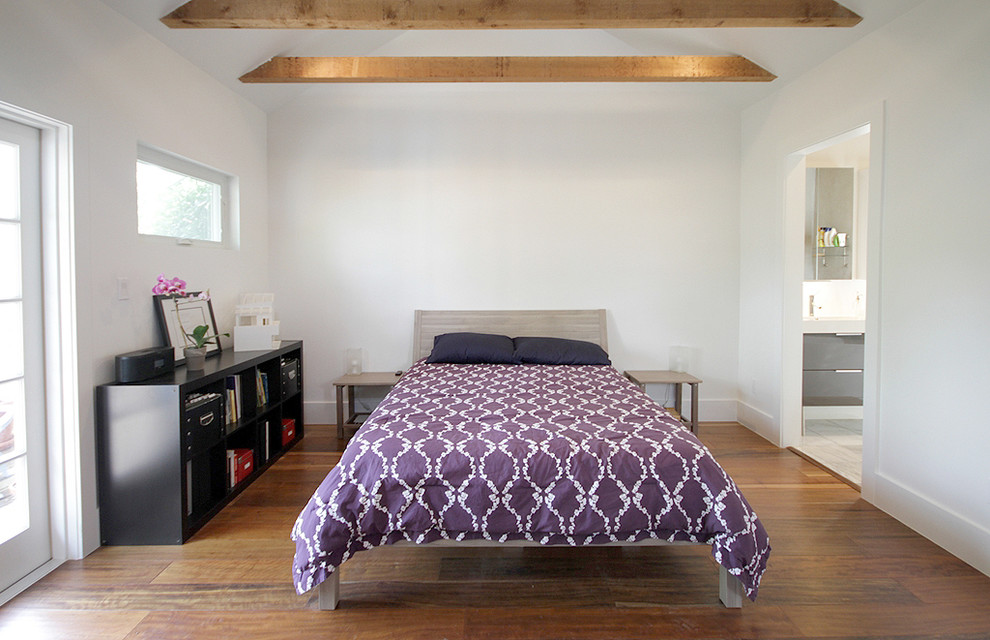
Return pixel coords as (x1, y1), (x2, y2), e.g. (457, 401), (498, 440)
(98, 0), (926, 112)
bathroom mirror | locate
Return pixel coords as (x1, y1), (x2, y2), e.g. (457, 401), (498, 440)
(805, 167), (855, 280)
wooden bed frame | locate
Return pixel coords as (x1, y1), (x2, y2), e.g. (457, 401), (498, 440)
(318, 309), (746, 609)
(413, 309), (609, 360)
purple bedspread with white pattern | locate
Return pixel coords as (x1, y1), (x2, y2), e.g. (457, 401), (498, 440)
(291, 361), (770, 599)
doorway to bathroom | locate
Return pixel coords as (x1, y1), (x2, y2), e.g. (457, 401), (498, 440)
(785, 125), (871, 488)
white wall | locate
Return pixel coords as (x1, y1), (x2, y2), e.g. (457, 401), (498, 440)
(0, 0), (270, 554)
(269, 85), (742, 423)
(739, 0), (990, 574)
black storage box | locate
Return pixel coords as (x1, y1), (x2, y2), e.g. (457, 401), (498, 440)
(280, 358), (300, 399)
(183, 393), (225, 457)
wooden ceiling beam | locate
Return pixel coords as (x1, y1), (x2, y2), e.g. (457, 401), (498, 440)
(239, 56), (776, 83)
(164, 0), (862, 29)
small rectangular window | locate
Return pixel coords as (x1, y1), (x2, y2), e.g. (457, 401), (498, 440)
(137, 145), (233, 246)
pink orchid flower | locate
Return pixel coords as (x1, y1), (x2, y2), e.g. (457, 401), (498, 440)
(152, 274), (187, 296)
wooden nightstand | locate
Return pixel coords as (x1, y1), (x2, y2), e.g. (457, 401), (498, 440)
(332, 371), (403, 439)
(624, 370), (702, 433)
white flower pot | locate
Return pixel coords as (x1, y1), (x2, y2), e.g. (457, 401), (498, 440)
(184, 346), (207, 371)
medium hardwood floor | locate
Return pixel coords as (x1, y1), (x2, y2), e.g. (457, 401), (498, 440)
(2, 423), (988, 639)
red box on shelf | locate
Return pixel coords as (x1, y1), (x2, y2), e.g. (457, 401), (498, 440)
(227, 448), (254, 488)
(281, 418), (296, 446)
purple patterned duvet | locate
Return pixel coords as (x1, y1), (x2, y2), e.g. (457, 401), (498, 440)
(291, 361), (770, 599)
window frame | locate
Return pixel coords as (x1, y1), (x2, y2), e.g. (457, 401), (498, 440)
(136, 144), (234, 248)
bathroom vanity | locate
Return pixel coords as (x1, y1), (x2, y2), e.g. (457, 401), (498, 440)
(802, 330), (864, 407)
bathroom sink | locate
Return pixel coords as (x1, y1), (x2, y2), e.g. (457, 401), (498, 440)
(805, 315), (864, 320)
(802, 317), (865, 333)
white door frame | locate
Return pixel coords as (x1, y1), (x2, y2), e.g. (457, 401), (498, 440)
(780, 102), (885, 501)
(0, 100), (79, 606)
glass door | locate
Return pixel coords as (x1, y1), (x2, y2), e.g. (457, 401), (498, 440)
(0, 116), (52, 592)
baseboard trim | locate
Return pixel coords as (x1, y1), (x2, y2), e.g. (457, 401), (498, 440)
(690, 399), (738, 422)
(0, 558), (62, 607)
(802, 405), (864, 420)
(305, 401), (334, 425)
(872, 473), (990, 578)
(736, 401), (778, 446)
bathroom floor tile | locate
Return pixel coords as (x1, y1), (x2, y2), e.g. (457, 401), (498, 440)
(798, 422), (862, 486)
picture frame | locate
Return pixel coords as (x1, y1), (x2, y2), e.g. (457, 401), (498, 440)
(153, 293), (222, 364)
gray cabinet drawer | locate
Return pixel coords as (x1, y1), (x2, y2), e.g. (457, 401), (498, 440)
(802, 370), (863, 406)
(803, 333), (864, 370)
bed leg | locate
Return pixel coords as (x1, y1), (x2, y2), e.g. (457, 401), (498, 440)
(318, 572), (340, 610)
(718, 565), (744, 608)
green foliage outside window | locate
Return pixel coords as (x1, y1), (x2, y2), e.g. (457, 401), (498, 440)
(137, 160), (222, 242)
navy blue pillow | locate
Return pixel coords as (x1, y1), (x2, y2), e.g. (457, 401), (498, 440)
(513, 336), (611, 365)
(426, 332), (519, 364)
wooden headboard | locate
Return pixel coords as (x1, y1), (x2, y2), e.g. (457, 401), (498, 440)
(413, 309), (608, 360)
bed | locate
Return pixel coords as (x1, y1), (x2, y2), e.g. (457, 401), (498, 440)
(291, 310), (770, 609)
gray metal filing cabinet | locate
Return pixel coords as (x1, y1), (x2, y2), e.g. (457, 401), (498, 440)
(802, 333), (864, 406)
